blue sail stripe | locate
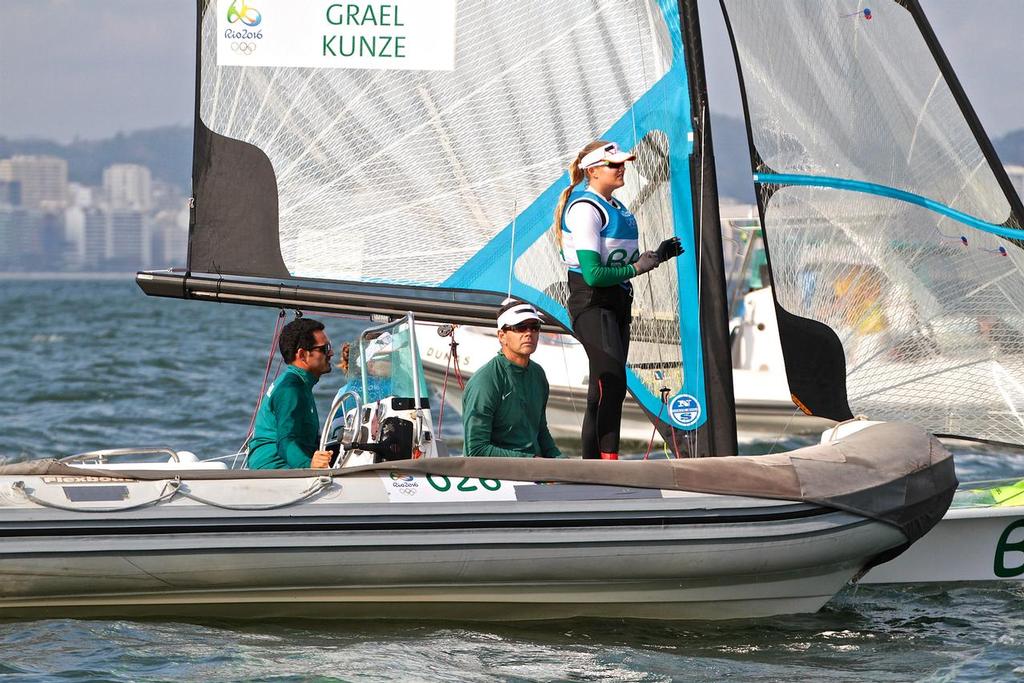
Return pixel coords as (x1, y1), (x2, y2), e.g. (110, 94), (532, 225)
(755, 173), (1024, 241)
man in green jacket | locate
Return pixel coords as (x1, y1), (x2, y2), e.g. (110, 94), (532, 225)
(247, 317), (335, 469)
(462, 300), (561, 458)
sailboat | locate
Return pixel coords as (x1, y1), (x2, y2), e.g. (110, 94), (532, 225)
(0, 0), (954, 619)
(714, 0), (1024, 583)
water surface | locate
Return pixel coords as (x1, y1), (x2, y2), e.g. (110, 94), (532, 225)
(0, 279), (1020, 681)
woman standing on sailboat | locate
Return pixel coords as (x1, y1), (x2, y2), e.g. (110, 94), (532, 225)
(554, 141), (682, 460)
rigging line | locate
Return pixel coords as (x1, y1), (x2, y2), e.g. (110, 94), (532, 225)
(768, 407), (802, 456)
(688, 102), (709, 461)
(507, 199), (517, 298)
(239, 311), (286, 452)
(755, 173), (1024, 242)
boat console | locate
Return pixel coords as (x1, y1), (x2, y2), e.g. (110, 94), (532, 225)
(324, 313), (447, 467)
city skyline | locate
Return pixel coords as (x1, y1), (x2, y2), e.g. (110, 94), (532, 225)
(0, 154), (189, 273)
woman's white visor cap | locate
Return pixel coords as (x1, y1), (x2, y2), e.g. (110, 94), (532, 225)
(497, 303), (543, 330)
(580, 142), (636, 170)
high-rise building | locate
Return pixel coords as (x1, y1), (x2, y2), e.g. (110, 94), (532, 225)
(106, 209), (149, 270)
(103, 164), (152, 211)
(0, 180), (21, 206)
(0, 208), (27, 269)
(0, 208), (67, 271)
(82, 208), (108, 270)
(0, 156), (68, 211)
(68, 182), (94, 209)
(149, 207), (190, 268)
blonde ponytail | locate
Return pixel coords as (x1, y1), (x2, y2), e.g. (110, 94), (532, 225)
(553, 140), (611, 251)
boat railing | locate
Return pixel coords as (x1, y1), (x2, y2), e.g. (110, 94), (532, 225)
(59, 446), (183, 465)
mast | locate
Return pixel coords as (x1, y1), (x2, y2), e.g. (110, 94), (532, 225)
(679, 0), (737, 455)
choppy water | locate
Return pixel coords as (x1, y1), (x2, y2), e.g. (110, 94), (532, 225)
(0, 279), (1022, 682)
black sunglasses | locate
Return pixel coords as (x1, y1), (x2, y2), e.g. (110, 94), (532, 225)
(307, 342), (332, 355)
(603, 161), (626, 170)
(504, 322), (541, 333)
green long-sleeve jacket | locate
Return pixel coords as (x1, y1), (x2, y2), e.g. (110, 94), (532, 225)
(462, 353), (561, 458)
(247, 365), (321, 469)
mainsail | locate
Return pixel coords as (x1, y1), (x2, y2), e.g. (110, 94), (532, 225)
(720, 0), (1024, 445)
(137, 1), (736, 454)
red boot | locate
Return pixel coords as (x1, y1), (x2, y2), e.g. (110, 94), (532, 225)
(600, 452), (619, 461)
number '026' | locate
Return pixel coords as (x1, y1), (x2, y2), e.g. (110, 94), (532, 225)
(425, 475), (501, 492)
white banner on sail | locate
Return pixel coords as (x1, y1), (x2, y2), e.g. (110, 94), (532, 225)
(216, 0), (457, 71)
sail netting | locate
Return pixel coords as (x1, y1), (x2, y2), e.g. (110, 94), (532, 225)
(721, 0), (1024, 444)
(186, 0), (728, 442)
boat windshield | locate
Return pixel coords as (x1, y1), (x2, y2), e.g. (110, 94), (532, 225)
(357, 315), (430, 406)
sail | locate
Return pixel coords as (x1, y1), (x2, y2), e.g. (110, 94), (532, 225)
(138, 1), (735, 453)
(720, 0), (1024, 445)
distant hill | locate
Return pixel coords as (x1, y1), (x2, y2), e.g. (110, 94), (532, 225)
(0, 126), (192, 193)
(994, 129), (1024, 168)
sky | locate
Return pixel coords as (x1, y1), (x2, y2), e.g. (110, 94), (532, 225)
(0, 0), (1021, 142)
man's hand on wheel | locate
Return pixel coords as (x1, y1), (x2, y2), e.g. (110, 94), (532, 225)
(311, 450), (333, 468)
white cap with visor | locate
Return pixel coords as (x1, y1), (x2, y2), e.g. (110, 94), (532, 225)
(579, 142), (636, 170)
(497, 301), (543, 331)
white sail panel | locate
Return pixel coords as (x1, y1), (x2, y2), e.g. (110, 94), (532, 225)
(721, 0), (1024, 445)
(766, 186), (1024, 443)
(199, 1), (672, 284)
(724, 0), (1011, 223)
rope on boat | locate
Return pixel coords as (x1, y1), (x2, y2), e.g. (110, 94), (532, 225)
(436, 325), (465, 434)
(11, 476), (335, 513)
(11, 478), (182, 513)
(174, 475), (335, 511)
(239, 309), (288, 455)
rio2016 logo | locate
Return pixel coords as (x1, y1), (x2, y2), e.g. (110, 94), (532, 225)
(227, 0), (262, 27)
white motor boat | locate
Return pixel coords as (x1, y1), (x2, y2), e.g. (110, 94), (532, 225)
(36, 0), (1022, 620)
(862, 476), (1024, 584)
(0, 416), (952, 620)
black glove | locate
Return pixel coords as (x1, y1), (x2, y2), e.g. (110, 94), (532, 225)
(656, 236), (683, 262)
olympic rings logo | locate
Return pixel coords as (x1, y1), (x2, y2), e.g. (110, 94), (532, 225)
(231, 42), (257, 55)
(227, 0), (262, 27)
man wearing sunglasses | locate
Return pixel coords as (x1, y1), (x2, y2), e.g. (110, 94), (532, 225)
(247, 317), (335, 469)
(462, 300), (561, 458)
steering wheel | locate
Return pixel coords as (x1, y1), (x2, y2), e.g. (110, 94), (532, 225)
(320, 390), (363, 468)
